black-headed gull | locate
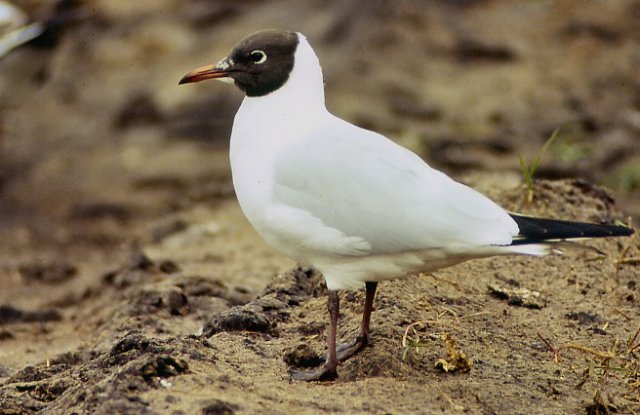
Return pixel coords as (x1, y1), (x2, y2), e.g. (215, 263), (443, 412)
(179, 29), (634, 381)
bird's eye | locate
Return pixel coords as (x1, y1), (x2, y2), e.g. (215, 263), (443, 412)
(249, 50), (267, 64)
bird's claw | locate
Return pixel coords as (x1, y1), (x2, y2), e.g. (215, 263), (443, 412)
(290, 363), (338, 382)
(336, 336), (368, 361)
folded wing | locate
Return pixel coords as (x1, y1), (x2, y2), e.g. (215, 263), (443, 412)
(272, 118), (519, 256)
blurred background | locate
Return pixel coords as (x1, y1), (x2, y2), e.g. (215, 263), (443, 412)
(0, 1), (639, 412)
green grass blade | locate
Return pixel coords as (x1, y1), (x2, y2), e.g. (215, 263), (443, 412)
(531, 127), (561, 176)
(518, 154), (531, 188)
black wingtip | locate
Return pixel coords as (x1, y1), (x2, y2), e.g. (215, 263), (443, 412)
(509, 213), (634, 244)
(617, 225), (635, 236)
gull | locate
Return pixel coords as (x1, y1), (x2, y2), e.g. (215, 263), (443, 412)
(179, 29), (634, 381)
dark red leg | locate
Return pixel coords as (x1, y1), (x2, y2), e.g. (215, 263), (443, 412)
(290, 289), (340, 381)
(336, 281), (377, 360)
(290, 282), (378, 382)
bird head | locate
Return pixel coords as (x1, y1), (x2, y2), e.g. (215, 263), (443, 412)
(179, 29), (299, 97)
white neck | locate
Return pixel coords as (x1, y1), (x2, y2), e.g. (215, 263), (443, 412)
(240, 33), (326, 114)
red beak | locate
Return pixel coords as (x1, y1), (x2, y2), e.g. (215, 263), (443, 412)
(178, 64), (232, 85)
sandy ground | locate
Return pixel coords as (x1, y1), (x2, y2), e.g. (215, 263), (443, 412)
(1, 1), (639, 414)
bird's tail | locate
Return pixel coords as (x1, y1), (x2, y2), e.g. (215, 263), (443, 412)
(504, 243), (551, 256)
(509, 213), (634, 245)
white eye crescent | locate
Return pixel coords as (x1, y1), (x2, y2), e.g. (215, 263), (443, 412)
(249, 50), (267, 64)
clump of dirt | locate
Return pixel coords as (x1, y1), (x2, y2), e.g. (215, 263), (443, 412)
(203, 267), (325, 337)
(18, 261), (77, 284)
(1, 333), (199, 414)
(488, 282), (547, 309)
(0, 305), (61, 324)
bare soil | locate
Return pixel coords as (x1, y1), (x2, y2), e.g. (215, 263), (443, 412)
(1, 1), (639, 414)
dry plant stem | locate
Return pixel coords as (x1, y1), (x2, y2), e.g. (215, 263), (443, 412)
(537, 332), (561, 363)
(628, 325), (640, 352)
(617, 257), (640, 265)
(402, 320), (462, 347)
(614, 309), (633, 322)
(437, 306), (458, 319)
(402, 311), (492, 352)
(562, 343), (617, 360)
